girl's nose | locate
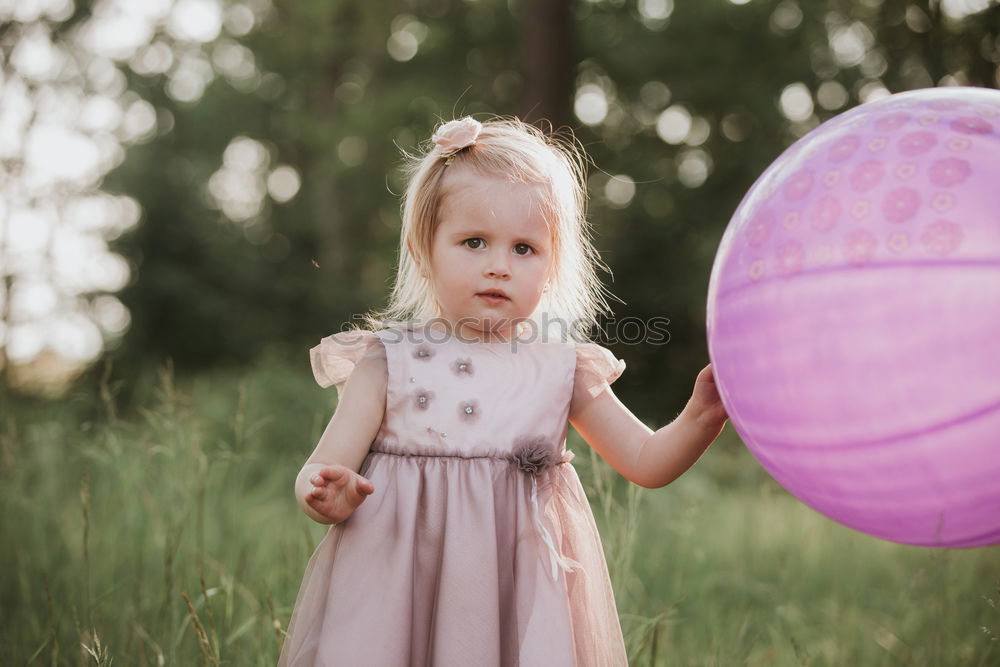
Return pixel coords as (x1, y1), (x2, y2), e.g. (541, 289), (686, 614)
(485, 251), (511, 279)
(485, 266), (510, 279)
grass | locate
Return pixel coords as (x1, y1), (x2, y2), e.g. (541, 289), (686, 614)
(1, 353), (997, 665)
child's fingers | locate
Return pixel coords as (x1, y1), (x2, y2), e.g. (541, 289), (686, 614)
(349, 477), (375, 503)
(317, 466), (347, 483)
(696, 364), (715, 383)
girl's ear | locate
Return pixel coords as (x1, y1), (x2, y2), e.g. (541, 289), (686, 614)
(407, 239), (427, 277)
(543, 267), (554, 292)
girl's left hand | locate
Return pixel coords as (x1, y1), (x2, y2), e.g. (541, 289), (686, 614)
(686, 364), (729, 430)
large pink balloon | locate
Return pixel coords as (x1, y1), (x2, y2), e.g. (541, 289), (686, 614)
(706, 87), (1000, 547)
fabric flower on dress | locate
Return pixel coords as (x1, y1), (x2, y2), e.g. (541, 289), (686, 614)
(510, 435), (558, 474)
(430, 117), (482, 159)
(413, 344), (434, 361)
(457, 399), (480, 423)
(509, 434), (581, 581)
(451, 358), (474, 377)
(413, 388), (435, 411)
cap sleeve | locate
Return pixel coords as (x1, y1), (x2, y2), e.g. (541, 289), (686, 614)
(574, 342), (626, 401)
(309, 329), (386, 393)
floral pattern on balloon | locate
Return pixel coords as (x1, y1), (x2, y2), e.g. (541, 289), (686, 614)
(783, 170), (815, 200)
(946, 137), (971, 151)
(929, 157), (972, 187)
(875, 112), (911, 132)
(928, 98), (964, 111)
(881, 187), (921, 223)
(843, 229), (878, 265)
(746, 210), (775, 246)
(898, 131), (937, 156)
(931, 193), (956, 212)
(829, 135), (861, 161)
(921, 220), (964, 256)
(782, 210), (801, 230)
(814, 244), (835, 265)
(886, 232), (910, 254)
(849, 160), (886, 192)
(867, 137), (888, 152)
(950, 117), (993, 135)
(810, 196), (842, 231)
(895, 162), (918, 180)
(775, 241), (805, 277)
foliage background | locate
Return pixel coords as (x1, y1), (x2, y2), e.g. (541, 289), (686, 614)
(2, 0), (999, 664)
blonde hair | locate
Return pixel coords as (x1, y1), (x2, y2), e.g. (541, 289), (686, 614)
(356, 115), (616, 342)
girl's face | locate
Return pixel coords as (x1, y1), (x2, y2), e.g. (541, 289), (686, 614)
(419, 168), (554, 342)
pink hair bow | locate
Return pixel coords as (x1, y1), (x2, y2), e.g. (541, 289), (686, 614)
(430, 117), (482, 159)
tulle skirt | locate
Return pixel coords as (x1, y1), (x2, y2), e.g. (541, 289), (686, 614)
(277, 449), (628, 666)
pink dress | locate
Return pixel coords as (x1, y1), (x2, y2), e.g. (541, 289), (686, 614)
(278, 323), (629, 666)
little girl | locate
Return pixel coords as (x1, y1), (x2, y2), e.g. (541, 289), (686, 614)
(278, 116), (728, 666)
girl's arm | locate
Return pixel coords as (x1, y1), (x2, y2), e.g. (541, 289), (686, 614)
(569, 364), (727, 489)
(296, 350), (388, 521)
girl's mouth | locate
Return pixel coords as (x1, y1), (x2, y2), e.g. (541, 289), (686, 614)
(477, 292), (510, 304)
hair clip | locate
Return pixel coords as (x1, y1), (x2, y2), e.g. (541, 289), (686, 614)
(431, 117), (482, 162)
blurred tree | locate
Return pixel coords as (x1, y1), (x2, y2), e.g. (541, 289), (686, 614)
(520, 0), (574, 127)
(0, 0), (242, 396)
(6, 0), (998, 422)
(875, 0), (1000, 89)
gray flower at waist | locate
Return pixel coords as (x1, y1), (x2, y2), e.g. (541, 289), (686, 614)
(510, 433), (581, 582)
(510, 435), (563, 475)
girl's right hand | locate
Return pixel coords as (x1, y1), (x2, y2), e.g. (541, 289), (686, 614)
(305, 465), (375, 524)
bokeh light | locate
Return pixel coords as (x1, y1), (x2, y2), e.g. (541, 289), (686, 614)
(574, 84), (609, 126)
(0, 0), (274, 390)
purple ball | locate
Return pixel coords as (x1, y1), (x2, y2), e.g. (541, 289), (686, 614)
(706, 87), (1000, 547)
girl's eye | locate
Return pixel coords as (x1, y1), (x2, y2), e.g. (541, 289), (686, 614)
(462, 238), (534, 255)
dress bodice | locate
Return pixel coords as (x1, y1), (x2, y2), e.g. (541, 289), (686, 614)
(371, 325), (576, 460)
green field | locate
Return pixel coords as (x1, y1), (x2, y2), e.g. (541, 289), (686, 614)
(3, 355), (997, 666)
